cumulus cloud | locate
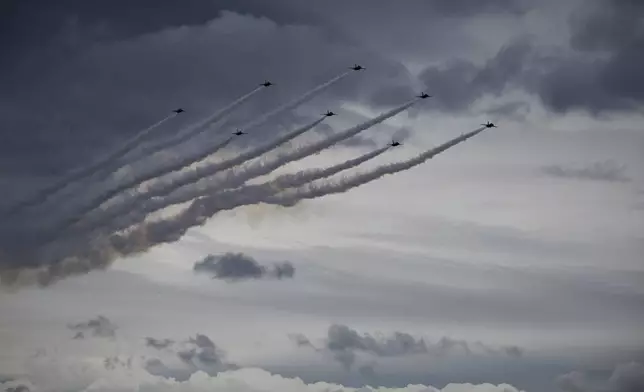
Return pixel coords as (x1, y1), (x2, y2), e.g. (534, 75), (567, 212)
(1, 365), (526, 392)
(542, 160), (631, 183)
(193, 252), (295, 281)
(67, 315), (117, 338)
(556, 361), (644, 392)
(293, 324), (524, 370)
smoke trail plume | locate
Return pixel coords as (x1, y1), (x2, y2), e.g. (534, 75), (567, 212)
(115, 86), (265, 170)
(0, 126), (487, 288)
(45, 135), (235, 237)
(117, 126), (489, 250)
(46, 71), (354, 235)
(56, 117), (325, 235)
(267, 126), (488, 207)
(188, 98), (420, 195)
(1, 112), (180, 219)
(68, 97), (417, 235)
(103, 145), (391, 233)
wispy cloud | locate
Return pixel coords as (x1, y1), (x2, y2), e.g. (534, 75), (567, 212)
(542, 160), (631, 183)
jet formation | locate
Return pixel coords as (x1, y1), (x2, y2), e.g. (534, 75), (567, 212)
(0, 61), (504, 287)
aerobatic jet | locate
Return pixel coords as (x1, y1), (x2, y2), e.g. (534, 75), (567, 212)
(261, 80), (273, 87)
(389, 140), (402, 147)
(350, 64), (365, 71)
(232, 129), (247, 136)
(323, 110), (337, 117)
(481, 121), (497, 128)
(173, 108), (185, 113)
(417, 92), (432, 99)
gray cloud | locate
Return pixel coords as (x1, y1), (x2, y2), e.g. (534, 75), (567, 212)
(294, 324), (524, 370)
(66, 315), (117, 338)
(557, 361), (644, 392)
(542, 160), (631, 183)
(193, 252), (295, 281)
(417, 2), (644, 115)
(143, 333), (238, 381)
(418, 38), (535, 112)
(146, 337), (175, 350)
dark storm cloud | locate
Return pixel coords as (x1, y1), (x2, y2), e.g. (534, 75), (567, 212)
(556, 361), (644, 392)
(417, 2), (644, 115)
(193, 252), (295, 281)
(542, 160), (632, 183)
(67, 315), (117, 338)
(417, 38), (536, 112)
(0, 0), (535, 182)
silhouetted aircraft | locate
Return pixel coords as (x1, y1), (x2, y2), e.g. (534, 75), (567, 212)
(481, 121), (497, 128)
(389, 140), (402, 147)
(233, 129), (247, 136)
(417, 92), (432, 99)
(261, 80), (273, 87)
(173, 108), (185, 113)
(350, 64), (365, 71)
(323, 110), (337, 117)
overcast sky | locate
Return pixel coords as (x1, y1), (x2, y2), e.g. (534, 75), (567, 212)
(1, 1), (643, 392)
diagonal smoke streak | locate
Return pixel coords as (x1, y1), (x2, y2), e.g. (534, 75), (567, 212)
(70, 98), (417, 235)
(191, 98), (421, 196)
(104, 145), (391, 234)
(265, 126), (488, 207)
(109, 126), (487, 253)
(114, 86), (265, 170)
(46, 71), (354, 236)
(1, 112), (180, 219)
(60, 117), (326, 236)
(46, 135), (235, 238)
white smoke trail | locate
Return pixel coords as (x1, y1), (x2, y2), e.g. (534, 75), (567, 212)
(55, 117), (326, 235)
(69, 97), (417, 235)
(124, 126), (489, 247)
(115, 86), (265, 170)
(46, 135), (235, 237)
(3, 125), (488, 287)
(1, 112), (180, 219)
(264, 126), (488, 207)
(43, 71), (355, 236)
(188, 97), (421, 195)
(103, 145), (391, 233)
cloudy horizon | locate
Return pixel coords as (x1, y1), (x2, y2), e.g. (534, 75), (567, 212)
(1, 1), (643, 391)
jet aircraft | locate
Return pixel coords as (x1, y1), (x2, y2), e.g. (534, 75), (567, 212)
(417, 92), (432, 99)
(173, 108), (185, 113)
(350, 64), (365, 71)
(261, 80), (273, 87)
(389, 140), (402, 147)
(481, 121), (497, 128)
(323, 110), (337, 117)
(233, 129), (247, 136)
